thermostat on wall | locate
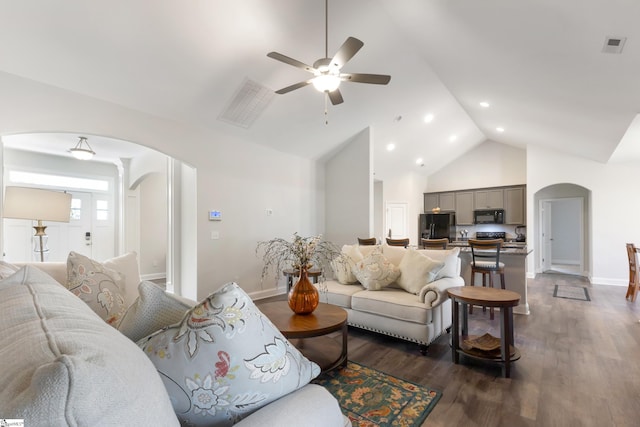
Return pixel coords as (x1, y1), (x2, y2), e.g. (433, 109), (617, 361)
(209, 210), (222, 221)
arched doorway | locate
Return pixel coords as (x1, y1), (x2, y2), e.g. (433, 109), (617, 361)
(534, 183), (591, 277)
(0, 132), (197, 297)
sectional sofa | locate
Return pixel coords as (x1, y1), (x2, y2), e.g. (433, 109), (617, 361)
(321, 244), (464, 354)
(0, 254), (349, 427)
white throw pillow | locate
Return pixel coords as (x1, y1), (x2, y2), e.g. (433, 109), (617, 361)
(418, 247), (461, 279)
(103, 251), (142, 308)
(138, 282), (320, 426)
(118, 281), (196, 342)
(381, 244), (407, 267)
(353, 248), (400, 291)
(396, 249), (445, 294)
(66, 251), (128, 326)
(0, 260), (19, 279)
(330, 244), (363, 284)
(0, 266), (179, 426)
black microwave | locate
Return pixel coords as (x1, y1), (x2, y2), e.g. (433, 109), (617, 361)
(474, 209), (504, 224)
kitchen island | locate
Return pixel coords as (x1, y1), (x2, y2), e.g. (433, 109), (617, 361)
(448, 241), (532, 315)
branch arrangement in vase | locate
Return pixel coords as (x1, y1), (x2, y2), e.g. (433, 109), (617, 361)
(256, 233), (344, 286)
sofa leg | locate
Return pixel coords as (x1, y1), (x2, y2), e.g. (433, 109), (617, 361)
(419, 345), (429, 355)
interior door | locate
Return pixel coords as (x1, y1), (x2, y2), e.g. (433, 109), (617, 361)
(541, 201), (552, 271)
(385, 202), (408, 239)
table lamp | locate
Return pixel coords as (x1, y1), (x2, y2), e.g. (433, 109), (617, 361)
(3, 186), (72, 262)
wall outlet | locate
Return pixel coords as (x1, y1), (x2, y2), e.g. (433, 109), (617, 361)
(211, 231), (220, 240)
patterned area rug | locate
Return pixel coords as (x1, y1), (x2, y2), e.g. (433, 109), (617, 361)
(553, 284), (591, 301)
(312, 361), (441, 427)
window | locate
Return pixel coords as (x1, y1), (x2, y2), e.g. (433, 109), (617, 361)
(96, 200), (108, 221)
(9, 171), (108, 191)
(70, 198), (82, 220)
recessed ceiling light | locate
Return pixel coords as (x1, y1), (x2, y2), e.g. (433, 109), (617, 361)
(415, 158), (423, 165)
(496, 127), (505, 133)
(449, 134), (457, 142)
(386, 143), (396, 151)
(480, 102), (490, 108)
(424, 113), (434, 123)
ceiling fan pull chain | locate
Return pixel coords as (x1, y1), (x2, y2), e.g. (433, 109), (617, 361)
(324, 93), (329, 125)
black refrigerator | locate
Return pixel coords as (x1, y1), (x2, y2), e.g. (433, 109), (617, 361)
(419, 213), (456, 242)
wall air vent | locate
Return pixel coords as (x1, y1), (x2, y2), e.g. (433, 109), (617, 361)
(218, 78), (275, 129)
(602, 36), (626, 54)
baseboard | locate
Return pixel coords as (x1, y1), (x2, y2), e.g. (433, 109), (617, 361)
(250, 286), (287, 301)
(141, 272), (166, 281)
(589, 277), (627, 286)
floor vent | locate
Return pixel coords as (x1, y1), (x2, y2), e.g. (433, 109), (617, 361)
(602, 36), (626, 54)
(218, 78), (275, 129)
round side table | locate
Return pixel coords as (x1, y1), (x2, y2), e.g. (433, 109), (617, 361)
(447, 286), (521, 378)
(258, 301), (348, 372)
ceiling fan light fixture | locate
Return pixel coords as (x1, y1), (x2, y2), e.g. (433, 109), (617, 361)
(70, 136), (95, 160)
(312, 74), (341, 92)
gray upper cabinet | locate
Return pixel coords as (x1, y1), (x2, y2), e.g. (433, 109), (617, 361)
(424, 193), (439, 212)
(455, 192), (474, 225)
(504, 186), (525, 224)
(424, 192), (455, 212)
(474, 189), (504, 209)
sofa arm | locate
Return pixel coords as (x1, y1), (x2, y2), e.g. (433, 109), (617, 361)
(419, 276), (465, 308)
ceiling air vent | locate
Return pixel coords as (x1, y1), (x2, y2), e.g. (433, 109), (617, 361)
(218, 78), (275, 129)
(602, 36), (626, 54)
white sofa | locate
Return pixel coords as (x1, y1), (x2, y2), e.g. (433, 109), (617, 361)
(321, 245), (464, 354)
(1, 257), (349, 427)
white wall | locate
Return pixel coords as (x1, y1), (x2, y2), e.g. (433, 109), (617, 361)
(138, 172), (167, 279)
(324, 128), (372, 246)
(0, 71), (318, 300)
(527, 145), (640, 285)
(427, 140), (526, 192)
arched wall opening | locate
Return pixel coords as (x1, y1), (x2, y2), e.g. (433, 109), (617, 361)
(533, 183), (591, 277)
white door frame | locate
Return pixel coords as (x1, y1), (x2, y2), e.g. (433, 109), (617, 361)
(538, 197), (584, 275)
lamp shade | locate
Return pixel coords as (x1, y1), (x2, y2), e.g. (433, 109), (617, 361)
(3, 186), (72, 223)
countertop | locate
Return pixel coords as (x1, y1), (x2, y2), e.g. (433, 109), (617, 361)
(448, 240), (531, 255)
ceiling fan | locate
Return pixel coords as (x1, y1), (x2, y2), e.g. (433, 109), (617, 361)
(267, 0), (391, 106)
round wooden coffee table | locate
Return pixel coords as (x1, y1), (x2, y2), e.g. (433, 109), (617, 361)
(258, 301), (348, 372)
(447, 286), (521, 378)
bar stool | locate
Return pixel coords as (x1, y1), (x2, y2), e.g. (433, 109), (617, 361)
(421, 238), (448, 249)
(386, 238), (409, 247)
(625, 243), (639, 302)
(468, 238), (505, 319)
(357, 237), (377, 246)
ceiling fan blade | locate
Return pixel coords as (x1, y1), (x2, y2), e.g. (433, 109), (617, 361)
(342, 73), (391, 85)
(274, 80), (312, 94)
(267, 52), (316, 73)
(328, 89), (344, 105)
(331, 37), (364, 69)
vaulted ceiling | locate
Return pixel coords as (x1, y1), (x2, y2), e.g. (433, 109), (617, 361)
(1, 0), (639, 179)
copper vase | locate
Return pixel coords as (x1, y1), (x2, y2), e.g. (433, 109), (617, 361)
(288, 267), (319, 315)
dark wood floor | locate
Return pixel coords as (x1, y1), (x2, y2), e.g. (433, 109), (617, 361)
(261, 274), (640, 426)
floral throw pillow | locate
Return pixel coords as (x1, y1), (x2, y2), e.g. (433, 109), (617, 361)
(353, 248), (400, 291)
(138, 282), (320, 426)
(66, 251), (127, 326)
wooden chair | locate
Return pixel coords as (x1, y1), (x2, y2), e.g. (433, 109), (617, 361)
(421, 238), (448, 249)
(386, 238), (410, 248)
(626, 243), (639, 302)
(357, 237), (377, 246)
(468, 238), (505, 320)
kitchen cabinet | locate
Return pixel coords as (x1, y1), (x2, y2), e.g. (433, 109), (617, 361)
(474, 189), (504, 209)
(504, 186), (525, 224)
(455, 191), (474, 225)
(424, 192), (455, 212)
